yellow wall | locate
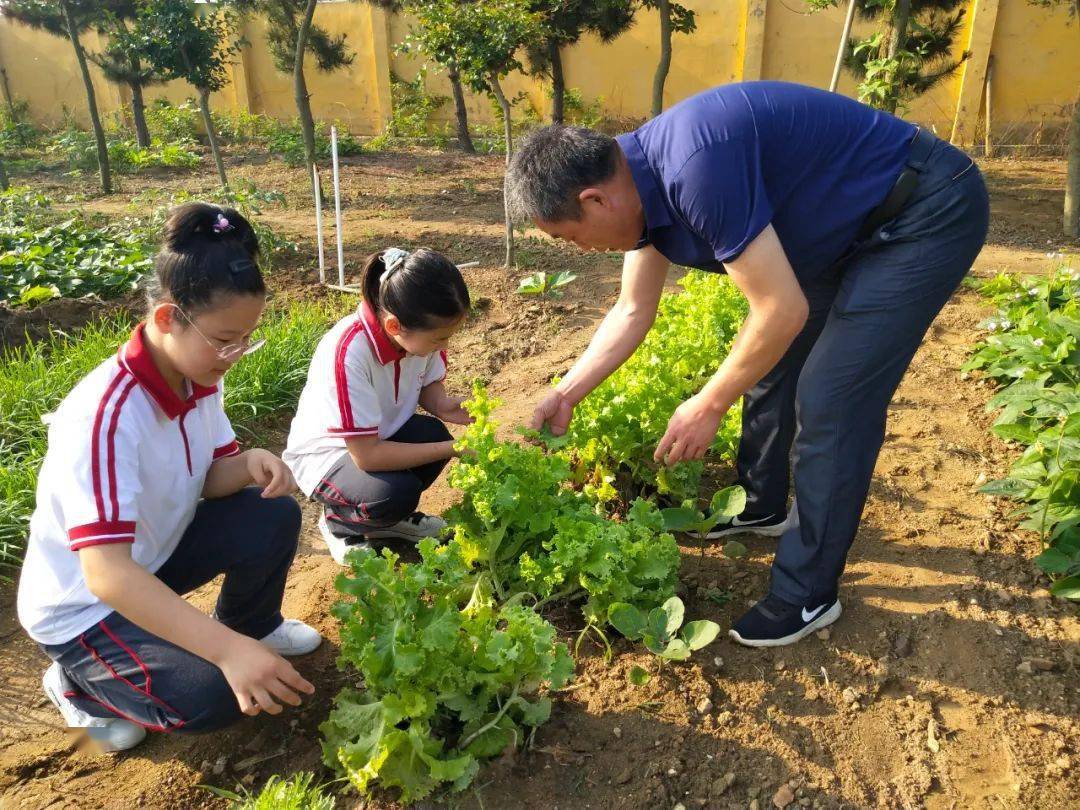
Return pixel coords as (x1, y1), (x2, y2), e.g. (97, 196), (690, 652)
(1, 0), (1076, 142)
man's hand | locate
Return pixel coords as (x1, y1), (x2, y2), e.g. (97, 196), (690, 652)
(529, 389), (576, 436)
(654, 393), (728, 465)
(216, 636), (315, 716)
(244, 449), (295, 498)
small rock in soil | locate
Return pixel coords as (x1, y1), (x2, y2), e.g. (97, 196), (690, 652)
(773, 783), (796, 808)
(893, 633), (913, 657)
(713, 772), (737, 796)
(750, 801), (760, 810)
(212, 755), (227, 776)
(714, 656), (724, 669)
(815, 628), (830, 641)
(1017, 661), (1035, 675)
(696, 698), (714, 715)
(774, 660), (786, 672)
(1029, 657), (1056, 671)
(613, 726), (622, 739)
(615, 767), (633, 785)
(842, 687), (859, 704)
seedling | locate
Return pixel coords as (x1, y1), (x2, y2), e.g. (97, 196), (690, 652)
(660, 484), (747, 557)
(516, 270), (577, 297)
(607, 596), (720, 663)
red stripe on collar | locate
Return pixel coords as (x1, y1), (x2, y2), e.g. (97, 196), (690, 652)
(117, 323), (218, 421)
(358, 300), (406, 366)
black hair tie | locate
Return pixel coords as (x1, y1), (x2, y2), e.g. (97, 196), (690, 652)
(229, 258), (257, 275)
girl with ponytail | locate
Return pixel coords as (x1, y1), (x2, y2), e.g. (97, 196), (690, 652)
(284, 246), (471, 564)
(19, 202), (321, 753)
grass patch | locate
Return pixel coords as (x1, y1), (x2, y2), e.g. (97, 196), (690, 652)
(0, 295), (351, 575)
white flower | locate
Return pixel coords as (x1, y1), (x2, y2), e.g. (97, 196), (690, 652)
(1012, 292), (1023, 300)
(987, 321), (998, 332)
(1033, 338), (1044, 347)
(1028, 287), (1040, 296)
(1000, 319), (1013, 330)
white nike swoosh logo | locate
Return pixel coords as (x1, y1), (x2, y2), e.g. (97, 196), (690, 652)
(730, 515), (775, 527)
(802, 604), (827, 622)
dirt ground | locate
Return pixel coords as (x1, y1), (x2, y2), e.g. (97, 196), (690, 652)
(0, 147), (1077, 810)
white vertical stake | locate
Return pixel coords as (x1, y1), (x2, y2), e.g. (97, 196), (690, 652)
(331, 125), (345, 287)
(312, 163), (326, 285)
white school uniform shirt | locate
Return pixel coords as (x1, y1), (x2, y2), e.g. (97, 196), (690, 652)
(283, 300), (447, 497)
(17, 324), (241, 646)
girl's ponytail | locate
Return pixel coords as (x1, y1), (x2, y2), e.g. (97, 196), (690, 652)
(361, 247), (470, 330)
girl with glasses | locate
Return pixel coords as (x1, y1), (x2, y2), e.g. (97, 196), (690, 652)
(18, 202), (321, 753)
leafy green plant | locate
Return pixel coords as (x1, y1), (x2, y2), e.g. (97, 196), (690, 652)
(385, 70), (449, 141)
(0, 98), (41, 150)
(516, 270), (576, 297)
(965, 259), (1080, 600)
(660, 484), (747, 556)
(564, 271), (747, 503)
(608, 596), (720, 662)
(446, 384), (682, 628)
(0, 188), (153, 305)
(263, 118), (363, 166)
(322, 540), (573, 803)
(201, 772), (336, 809)
(145, 97), (202, 142)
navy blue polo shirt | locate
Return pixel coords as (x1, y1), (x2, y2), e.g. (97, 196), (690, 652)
(616, 81), (917, 282)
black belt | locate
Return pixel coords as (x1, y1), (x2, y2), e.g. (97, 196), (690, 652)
(857, 127), (937, 241)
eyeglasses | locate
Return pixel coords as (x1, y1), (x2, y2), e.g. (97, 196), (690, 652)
(172, 305), (266, 362)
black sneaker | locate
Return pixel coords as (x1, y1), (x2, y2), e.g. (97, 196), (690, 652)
(705, 500), (799, 540)
(729, 593), (842, 648)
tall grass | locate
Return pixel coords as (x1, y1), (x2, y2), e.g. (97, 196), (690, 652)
(0, 296), (350, 575)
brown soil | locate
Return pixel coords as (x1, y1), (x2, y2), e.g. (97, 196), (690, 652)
(0, 150), (1077, 810)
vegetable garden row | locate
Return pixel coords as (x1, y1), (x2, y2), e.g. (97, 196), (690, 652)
(965, 258), (1080, 601)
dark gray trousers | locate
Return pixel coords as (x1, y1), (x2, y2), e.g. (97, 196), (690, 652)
(734, 133), (990, 605)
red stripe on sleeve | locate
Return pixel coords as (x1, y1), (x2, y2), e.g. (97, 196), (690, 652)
(69, 520), (137, 540)
(91, 371), (128, 522)
(212, 439), (241, 459)
(105, 377), (138, 522)
(334, 320), (365, 430)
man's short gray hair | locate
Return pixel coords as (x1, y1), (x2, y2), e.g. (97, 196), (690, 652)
(505, 125), (620, 223)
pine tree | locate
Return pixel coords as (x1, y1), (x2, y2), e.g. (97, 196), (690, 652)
(525, 0), (636, 125)
(234, 0), (355, 182)
(1, 0), (126, 192)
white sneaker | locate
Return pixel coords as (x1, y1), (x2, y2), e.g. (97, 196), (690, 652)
(42, 663), (146, 753)
(319, 513), (370, 565)
(259, 619), (322, 657)
(365, 512), (448, 543)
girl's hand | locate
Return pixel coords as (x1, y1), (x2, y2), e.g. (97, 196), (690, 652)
(244, 449), (296, 498)
(216, 636), (314, 716)
(654, 393), (728, 466)
(436, 395), (473, 426)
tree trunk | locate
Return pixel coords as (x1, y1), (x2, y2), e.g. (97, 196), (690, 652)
(0, 155), (9, 191)
(1065, 87), (1079, 238)
(549, 40), (565, 125)
(882, 0), (910, 115)
(61, 0), (111, 194)
(651, 0), (673, 118)
(197, 87), (229, 190)
(130, 80), (151, 148)
(448, 64), (475, 154)
(294, 0), (319, 189)
(490, 74), (514, 269)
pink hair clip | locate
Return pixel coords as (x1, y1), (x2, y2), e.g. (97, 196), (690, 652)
(212, 213), (232, 233)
